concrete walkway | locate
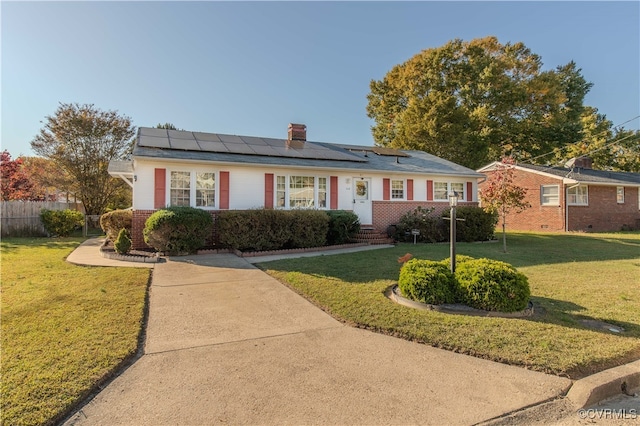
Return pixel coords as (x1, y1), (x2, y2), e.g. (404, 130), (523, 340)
(63, 244), (575, 425)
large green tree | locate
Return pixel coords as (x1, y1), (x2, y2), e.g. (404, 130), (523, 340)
(552, 108), (639, 172)
(31, 103), (136, 215)
(366, 36), (592, 169)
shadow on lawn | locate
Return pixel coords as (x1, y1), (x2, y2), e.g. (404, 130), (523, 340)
(530, 296), (640, 338)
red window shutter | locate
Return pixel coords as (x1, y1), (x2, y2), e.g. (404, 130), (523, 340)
(407, 179), (414, 201)
(466, 182), (473, 202)
(330, 176), (338, 209)
(219, 171), (230, 209)
(154, 168), (166, 209)
(264, 173), (274, 209)
(383, 178), (390, 200)
(426, 180), (433, 201)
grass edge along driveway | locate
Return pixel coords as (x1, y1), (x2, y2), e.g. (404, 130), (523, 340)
(1, 238), (151, 426)
(260, 232), (640, 380)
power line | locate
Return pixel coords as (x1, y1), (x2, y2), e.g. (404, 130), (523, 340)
(526, 115), (640, 164)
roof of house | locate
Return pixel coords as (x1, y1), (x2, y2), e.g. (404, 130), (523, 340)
(130, 127), (483, 178)
(478, 162), (640, 186)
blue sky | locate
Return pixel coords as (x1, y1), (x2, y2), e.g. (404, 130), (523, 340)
(2, 1), (639, 157)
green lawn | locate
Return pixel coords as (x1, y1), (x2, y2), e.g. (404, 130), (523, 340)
(259, 232), (640, 379)
(1, 238), (150, 426)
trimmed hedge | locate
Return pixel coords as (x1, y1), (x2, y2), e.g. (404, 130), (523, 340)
(217, 209), (330, 251)
(455, 258), (530, 312)
(100, 209), (132, 240)
(326, 210), (360, 245)
(143, 206), (213, 254)
(398, 259), (456, 305)
(40, 209), (84, 237)
(441, 206), (497, 242)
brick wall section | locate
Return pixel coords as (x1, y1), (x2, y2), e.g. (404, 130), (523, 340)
(372, 201), (477, 232)
(481, 169), (566, 232)
(479, 169), (640, 232)
(131, 209), (222, 250)
(568, 186), (640, 232)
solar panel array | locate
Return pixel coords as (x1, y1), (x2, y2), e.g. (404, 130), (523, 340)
(137, 127), (366, 162)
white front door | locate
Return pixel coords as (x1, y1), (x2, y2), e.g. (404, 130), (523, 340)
(352, 178), (372, 225)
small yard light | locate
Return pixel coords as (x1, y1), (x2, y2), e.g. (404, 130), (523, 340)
(449, 191), (459, 273)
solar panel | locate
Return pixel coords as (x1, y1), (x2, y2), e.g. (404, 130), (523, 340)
(136, 127), (366, 162)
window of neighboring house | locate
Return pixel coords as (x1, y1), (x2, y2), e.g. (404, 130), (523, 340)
(617, 186), (625, 204)
(541, 185), (559, 206)
(391, 179), (404, 199)
(567, 185), (588, 206)
(276, 175), (328, 209)
(170, 171), (191, 206)
(170, 170), (216, 208)
(434, 181), (464, 201)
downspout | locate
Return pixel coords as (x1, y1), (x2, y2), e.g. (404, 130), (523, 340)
(565, 183), (580, 232)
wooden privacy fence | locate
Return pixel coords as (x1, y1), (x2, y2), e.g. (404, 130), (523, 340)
(1, 201), (84, 237)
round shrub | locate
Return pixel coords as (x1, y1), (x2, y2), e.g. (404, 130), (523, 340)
(398, 259), (456, 305)
(143, 206), (213, 254)
(100, 209), (132, 240)
(114, 228), (132, 254)
(440, 255), (476, 266)
(455, 258), (530, 312)
(40, 209), (84, 237)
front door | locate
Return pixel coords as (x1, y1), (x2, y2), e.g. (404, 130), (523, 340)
(352, 178), (372, 225)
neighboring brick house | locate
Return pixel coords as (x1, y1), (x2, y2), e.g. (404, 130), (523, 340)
(109, 124), (483, 249)
(477, 157), (640, 232)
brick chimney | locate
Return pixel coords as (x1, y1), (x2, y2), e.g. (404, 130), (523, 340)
(288, 123), (306, 141)
(574, 156), (593, 170)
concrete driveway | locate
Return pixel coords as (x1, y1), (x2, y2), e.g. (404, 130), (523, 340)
(65, 253), (571, 425)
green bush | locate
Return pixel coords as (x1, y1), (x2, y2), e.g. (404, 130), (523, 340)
(326, 210), (360, 245)
(440, 255), (476, 266)
(40, 209), (84, 237)
(398, 259), (456, 305)
(288, 210), (329, 248)
(114, 228), (132, 254)
(442, 206), (498, 242)
(100, 209), (132, 240)
(455, 258), (530, 312)
(394, 206), (446, 243)
(217, 209), (331, 251)
(143, 206), (213, 254)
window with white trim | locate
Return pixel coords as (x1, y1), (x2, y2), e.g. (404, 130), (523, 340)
(434, 181), (464, 201)
(617, 186), (624, 204)
(196, 173), (215, 207)
(170, 171), (191, 206)
(170, 170), (216, 208)
(391, 179), (404, 199)
(567, 185), (588, 206)
(541, 185), (559, 206)
(276, 175), (328, 209)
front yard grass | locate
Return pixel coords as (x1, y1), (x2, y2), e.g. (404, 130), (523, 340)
(1, 238), (150, 426)
(259, 232), (640, 379)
